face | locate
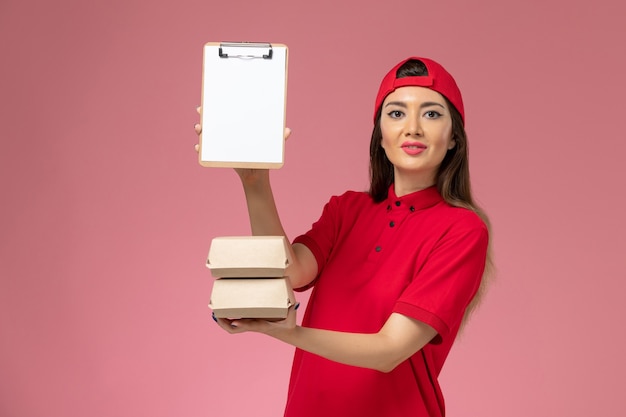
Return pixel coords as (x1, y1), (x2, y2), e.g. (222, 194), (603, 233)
(380, 86), (455, 191)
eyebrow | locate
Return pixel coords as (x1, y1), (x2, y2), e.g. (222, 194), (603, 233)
(384, 101), (446, 110)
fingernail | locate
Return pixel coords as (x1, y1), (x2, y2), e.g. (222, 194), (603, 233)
(294, 302), (301, 310)
(212, 312), (217, 322)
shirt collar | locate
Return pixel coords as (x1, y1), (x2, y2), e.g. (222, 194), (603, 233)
(385, 184), (443, 212)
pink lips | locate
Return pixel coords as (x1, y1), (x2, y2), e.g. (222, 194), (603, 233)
(401, 141), (427, 155)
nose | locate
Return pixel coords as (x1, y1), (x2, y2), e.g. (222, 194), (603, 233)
(404, 115), (422, 137)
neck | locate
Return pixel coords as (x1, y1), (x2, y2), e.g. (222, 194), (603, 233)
(393, 170), (436, 197)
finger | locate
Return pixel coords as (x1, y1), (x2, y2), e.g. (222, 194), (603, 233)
(284, 127), (292, 141)
(215, 317), (244, 334)
(194, 123), (202, 135)
(194, 144), (199, 153)
(196, 105), (202, 114)
(231, 318), (275, 334)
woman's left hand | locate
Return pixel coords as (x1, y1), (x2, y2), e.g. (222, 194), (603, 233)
(212, 302), (300, 337)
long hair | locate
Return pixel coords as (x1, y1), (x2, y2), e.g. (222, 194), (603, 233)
(368, 59), (495, 326)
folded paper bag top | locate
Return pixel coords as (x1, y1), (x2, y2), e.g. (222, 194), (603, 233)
(207, 236), (292, 278)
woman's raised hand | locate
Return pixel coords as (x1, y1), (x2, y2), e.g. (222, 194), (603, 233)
(194, 106), (291, 186)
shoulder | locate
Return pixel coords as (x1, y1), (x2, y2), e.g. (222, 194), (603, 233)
(326, 190), (375, 208)
(432, 202), (488, 237)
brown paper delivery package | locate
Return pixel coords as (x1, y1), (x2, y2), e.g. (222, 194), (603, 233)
(207, 236), (296, 320)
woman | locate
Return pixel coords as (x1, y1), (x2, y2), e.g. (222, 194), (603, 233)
(195, 56), (493, 417)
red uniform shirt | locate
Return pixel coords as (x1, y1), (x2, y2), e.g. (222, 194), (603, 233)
(285, 185), (488, 417)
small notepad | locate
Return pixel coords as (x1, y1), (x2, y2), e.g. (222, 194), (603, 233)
(199, 42), (288, 168)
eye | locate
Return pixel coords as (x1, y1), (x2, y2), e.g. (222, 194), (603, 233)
(424, 110), (442, 119)
(387, 110), (404, 119)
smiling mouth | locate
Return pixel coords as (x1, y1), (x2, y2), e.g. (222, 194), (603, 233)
(400, 141), (427, 155)
(401, 142), (427, 149)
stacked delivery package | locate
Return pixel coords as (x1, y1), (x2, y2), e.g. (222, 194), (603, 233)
(207, 236), (296, 320)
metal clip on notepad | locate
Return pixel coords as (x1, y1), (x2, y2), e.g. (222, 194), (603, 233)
(218, 42), (273, 59)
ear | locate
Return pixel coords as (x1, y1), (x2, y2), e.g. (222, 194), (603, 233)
(448, 136), (457, 150)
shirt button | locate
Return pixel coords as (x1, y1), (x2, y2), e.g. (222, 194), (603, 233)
(410, 206), (415, 212)
(375, 246), (382, 252)
(389, 221), (395, 227)
(395, 201), (401, 206)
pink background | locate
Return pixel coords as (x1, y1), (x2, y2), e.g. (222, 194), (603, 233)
(1, 0), (624, 416)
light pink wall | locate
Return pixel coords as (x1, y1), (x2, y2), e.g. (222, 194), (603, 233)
(1, 0), (624, 416)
